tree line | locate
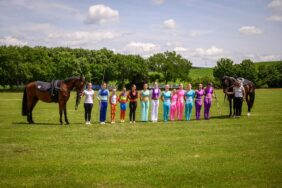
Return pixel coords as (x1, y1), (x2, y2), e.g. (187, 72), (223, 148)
(0, 45), (281, 89)
(0, 46), (192, 89)
(213, 58), (282, 88)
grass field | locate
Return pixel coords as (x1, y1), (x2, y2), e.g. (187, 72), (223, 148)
(0, 89), (282, 187)
(189, 68), (213, 79)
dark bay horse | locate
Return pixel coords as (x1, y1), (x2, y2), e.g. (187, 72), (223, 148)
(222, 76), (255, 117)
(22, 76), (85, 124)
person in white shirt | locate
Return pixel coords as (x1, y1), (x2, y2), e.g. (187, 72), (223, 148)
(226, 81), (245, 118)
(81, 83), (95, 125)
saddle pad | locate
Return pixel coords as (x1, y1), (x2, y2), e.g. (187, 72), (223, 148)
(36, 81), (51, 92)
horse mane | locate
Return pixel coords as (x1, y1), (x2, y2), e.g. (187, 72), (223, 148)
(63, 76), (83, 83)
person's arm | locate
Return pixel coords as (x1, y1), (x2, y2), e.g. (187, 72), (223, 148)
(140, 91), (142, 102)
(161, 92), (164, 102)
(96, 90), (101, 101)
(242, 87), (246, 100)
(109, 95), (112, 104)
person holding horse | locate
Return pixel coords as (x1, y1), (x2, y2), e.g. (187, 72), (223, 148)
(225, 81), (245, 118)
(81, 82), (95, 125)
(184, 83), (195, 121)
(97, 82), (109, 124)
(140, 83), (150, 122)
(195, 83), (204, 120)
(161, 84), (171, 122)
(127, 84), (138, 124)
(204, 83), (216, 120)
(151, 82), (161, 123)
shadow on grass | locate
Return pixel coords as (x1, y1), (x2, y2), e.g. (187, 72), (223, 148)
(12, 122), (82, 126)
(209, 115), (231, 119)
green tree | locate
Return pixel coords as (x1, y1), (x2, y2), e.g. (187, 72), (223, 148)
(148, 51), (192, 83)
(213, 58), (236, 81)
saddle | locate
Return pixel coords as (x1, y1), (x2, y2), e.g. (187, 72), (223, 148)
(237, 77), (251, 86)
(35, 80), (61, 102)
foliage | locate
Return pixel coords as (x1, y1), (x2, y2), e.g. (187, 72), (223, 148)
(148, 51), (192, 83)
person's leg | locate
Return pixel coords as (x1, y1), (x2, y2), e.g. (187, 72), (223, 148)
(88, 103), (93, 122)
(84, 103), (88, 122)
(238, 98), (243, 116)
(145, 101), (149, 121)
(188, 102), (193, 120)
(163, 103), (166, 121)
(141, 101), (145, 121)
(133, 102), (137, 122)
(129, 102), (133, 121)
(185, 103), (189, 120)
(102, 101), (108, 122)
(170, 105), (174, 120)
(155, 100), (159, 121)
(151, 100), (155, 121)
(195, 101), (199, 120)
(206, 99), (212, 119)
(204, 98), (208, 119)
(179, 102), (184, 120)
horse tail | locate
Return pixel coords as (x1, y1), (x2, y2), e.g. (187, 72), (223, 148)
(224, 93), (226, 103)
(22, 87), (28, 116)
(249, 91), (255, 109)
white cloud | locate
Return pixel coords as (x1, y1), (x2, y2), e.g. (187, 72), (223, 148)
(163, 19), (176, 29)
(268, 0), (282, 11)
(195, 46), (224, 56)
(152, 0), (165, 4)
(174, 47), (188, 52)
(267, 0), (282, 22)
(85, 4), (119, 24)
(238, 26), (263, 35)
(124, 41), (160, 56)
(267, 15), (282, 21)
(0, 36), (27, 46)
(46, 31), (121, 47)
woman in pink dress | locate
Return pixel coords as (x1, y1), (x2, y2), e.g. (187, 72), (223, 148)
(177, 84), (186, 120)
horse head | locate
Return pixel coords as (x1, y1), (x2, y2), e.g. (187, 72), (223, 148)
(221, 76), (236, 93)
(73, 76), (85, 110)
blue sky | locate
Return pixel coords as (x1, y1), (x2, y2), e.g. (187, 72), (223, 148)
(0, 0), (281, 67)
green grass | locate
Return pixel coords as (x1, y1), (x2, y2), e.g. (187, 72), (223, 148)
(0, 89), (282, 187)
(189, 68), (214, 79)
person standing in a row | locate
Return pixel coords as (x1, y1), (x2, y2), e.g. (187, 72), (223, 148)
(151, 82), (161, 123)
(119, 87), (127, 123)
(185, 84), (195, 121)
(161, 84), (171, 122)
(81, 82), (95, 125)
(140, 83), (150, 122)
(195, 84), (204, 120)
(170, 89), (178, 121)
(128, 84), (138, 123)
(110, 88), (117, 124)
(97, 82), (109, 124)
(177, 84), (185, 120)
(204, 83), (215, 120)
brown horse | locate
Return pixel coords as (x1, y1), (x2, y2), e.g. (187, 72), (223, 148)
(221, 76), (255, 117)
(22, 76), (85, 124)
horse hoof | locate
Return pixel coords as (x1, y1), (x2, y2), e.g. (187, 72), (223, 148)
(247, 113), (251, 117)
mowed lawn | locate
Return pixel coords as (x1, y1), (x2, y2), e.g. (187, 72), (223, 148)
(0, 89), (281, 187)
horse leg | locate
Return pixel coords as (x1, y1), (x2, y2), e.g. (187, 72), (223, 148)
(228, 97), (232, 117)
(29, 98), (39, 124)
(64, 102), (69, 125)
(246, 93), (251, 116)
(59, 103), (63, 125)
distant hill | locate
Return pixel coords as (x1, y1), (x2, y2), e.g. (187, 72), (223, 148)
(254, 61), (282, 69)
(189, 61), (282, 79)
